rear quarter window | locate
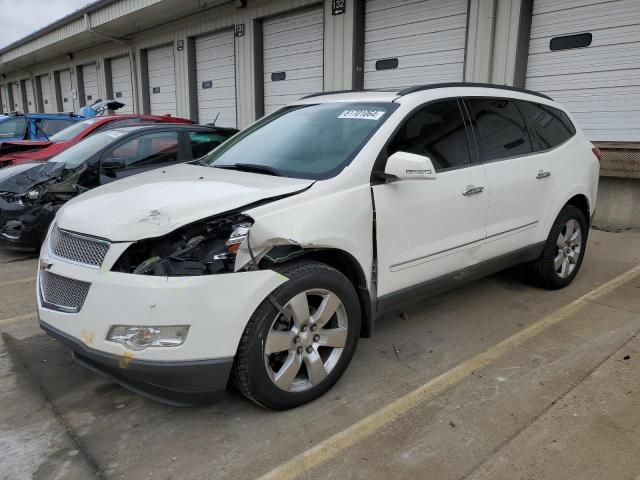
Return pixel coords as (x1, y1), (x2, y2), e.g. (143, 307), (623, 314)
(516, 101), (576, 152)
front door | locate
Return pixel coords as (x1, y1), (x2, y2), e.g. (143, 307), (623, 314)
(373, 99), (488, 297)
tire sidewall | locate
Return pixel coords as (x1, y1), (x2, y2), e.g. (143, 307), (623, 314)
(244, 264), (361, 410)
(544, 206), (588, 288)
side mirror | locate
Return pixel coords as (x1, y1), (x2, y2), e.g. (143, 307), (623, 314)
(101, 157), (126, 171)
(384, 151), (437, 181)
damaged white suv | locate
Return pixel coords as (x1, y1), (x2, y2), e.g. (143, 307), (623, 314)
(38, 84), (600, 409)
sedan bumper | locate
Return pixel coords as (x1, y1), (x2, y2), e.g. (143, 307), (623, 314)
(0, 199), (54, 250)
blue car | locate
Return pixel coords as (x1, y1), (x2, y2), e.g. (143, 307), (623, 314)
(0, 112), (83, 143)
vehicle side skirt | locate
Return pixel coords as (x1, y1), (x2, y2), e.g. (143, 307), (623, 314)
(376, 241), (545, 315)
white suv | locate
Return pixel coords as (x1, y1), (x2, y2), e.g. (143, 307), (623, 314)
(37, 84), (600, 409)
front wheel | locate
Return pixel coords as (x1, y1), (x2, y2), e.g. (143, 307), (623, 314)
(232, 260), (361, 410)
(525, 205), (588, 289)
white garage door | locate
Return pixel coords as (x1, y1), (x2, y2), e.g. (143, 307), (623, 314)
(263, 7), (324, 116)
(147, 45), (177, 116)
(39, 74), (53, 113)
(82, 63), (99, 106)
(0, 85), (8, 113)
(364, 0), (468, 90)
(195, 30), (236, 127)
(59, 70), (74, 112)
(12, 82), (22, 112)
(24, 79), (35, 112)
(110, 56), (133, 114)
(526, 0), (640, 142)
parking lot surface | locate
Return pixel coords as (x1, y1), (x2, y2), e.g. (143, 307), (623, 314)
(1, 228), (639, 480)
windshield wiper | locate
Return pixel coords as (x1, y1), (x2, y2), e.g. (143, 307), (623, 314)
(214, 163), (281, 176)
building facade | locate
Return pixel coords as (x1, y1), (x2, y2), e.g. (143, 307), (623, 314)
(0, 0), (638, 224)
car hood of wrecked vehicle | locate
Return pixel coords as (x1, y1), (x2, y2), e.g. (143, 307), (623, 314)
(55, 163), (315, 241)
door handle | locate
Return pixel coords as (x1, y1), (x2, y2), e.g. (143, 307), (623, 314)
(462, 185), (485, 196)
(536, 170), (551, 179)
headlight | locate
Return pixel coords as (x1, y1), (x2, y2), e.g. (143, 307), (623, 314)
(111, 213), (253, 276)
(107, 325), (190, 351)
(25, 188), (41, 201)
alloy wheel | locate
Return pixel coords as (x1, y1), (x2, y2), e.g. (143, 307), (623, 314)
(264, 288), (348, 392)
(554, 219), (582, 278)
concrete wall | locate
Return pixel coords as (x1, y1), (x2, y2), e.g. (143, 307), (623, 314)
(594, 177), (640, 229)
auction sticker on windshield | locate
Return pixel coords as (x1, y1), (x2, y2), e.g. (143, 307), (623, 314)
(338, 109), (386, 120)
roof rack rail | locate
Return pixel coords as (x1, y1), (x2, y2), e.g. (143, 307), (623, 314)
(396, 82), (553, 101)
(298, 89), (365, 100)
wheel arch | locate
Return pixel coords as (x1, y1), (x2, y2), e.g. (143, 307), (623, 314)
(565, 193), (591, 227)
(263, 247), (374, 338)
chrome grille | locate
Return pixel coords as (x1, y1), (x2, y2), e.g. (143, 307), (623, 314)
(39, 270), (91, 313)
(49, 225), (110, 267)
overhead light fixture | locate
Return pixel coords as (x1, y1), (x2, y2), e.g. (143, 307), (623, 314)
(66, 53), (73, 60)
(235, 0), (247, 7)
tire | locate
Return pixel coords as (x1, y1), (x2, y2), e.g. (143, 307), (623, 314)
(525, 205), (588, 289)
(232, 260), (361, 410)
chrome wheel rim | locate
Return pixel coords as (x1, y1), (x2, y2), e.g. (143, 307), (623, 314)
(264, 289), (348, 393)
(555, 219), (582, 279)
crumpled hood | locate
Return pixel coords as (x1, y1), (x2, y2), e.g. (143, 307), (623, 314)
(0, 161), (63, 194)
(56, 163), (315, 241)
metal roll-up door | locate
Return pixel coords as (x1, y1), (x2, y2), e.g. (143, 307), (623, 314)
(82, 63), (99, 106)
(262, 7), (324, 116)
(147, 45), (177, 116)
(195, 30), (236, 127)
(0, 85), (7, 113)
(364, 0), (468, 90)
(12, 82), (22, 112)
(39, 74), (54, 113)
(110, 56), (133, 113)
(525, 0), (640, 142)
(24, 79), (35, 112)
(59, 70), (74, 112)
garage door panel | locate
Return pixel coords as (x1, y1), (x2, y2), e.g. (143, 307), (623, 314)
(82, 64), (99, 105)
(525, 0), (640, 142)
(195, 30), (236, 127)
(365, 0), (467, 32)
(148, 45), (177, 116)
(59, 70), (74, 112)
(110, 57), (133, 114)
(365, 29), (466, 60)
(364, 64), (463, 90)
(364, 0), (467, 90)
(263, 7), (324, 116)
(24, 79), (35, 112)
(40, 75), (53, 113)
(530, 0), (638, 38)
(264, 50), (323, 73)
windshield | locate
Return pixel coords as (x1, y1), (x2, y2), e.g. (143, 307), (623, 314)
(203, 103), (396, 179)
(49, 130), (125, 168)
(50, 118), (100, 142)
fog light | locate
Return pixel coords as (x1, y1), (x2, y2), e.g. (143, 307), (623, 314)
(107, 325), (190, 351)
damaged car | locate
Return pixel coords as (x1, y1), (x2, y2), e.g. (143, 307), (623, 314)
(38, 84), (599, 410)
(0, 124), (236, 249)
(0, 102), (195, 168)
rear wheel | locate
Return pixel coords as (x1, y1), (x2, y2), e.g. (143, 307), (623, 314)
(232, 260), (361, 410)
(525, 205), (588, 289)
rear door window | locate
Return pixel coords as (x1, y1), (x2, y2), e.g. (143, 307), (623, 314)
(0, 117), (27, 139)
(467, 98), (533, 161)
(189, 131), (227, 158)
(108, 131), (180, 169)
(387, 100), (471, 172)
(516, 101), (576, 152)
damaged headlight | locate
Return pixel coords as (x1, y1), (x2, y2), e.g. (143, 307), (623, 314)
(112, 213), (254, 276)
(107, 325), (190, 350)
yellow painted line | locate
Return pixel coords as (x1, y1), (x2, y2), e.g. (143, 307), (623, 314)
(259, 263), (640, 480)
(0, 312), (37, 326)
(0, 276), (36, 288)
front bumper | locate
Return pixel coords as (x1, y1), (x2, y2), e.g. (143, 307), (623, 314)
(37, 237), (289, 404)
(0, 199), (54, 250)
(41, 320), (234, 406)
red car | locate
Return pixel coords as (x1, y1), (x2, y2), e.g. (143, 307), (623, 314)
(0, 114), (194, 168)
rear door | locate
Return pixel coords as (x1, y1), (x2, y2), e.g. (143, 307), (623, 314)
(465, 97), (554, 259)
(373, 99), (488, 297)
(99, 130), (182, 183)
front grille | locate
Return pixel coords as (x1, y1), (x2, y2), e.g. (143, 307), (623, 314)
(49, 225), (110, 267)
(40, 270), (91, 313)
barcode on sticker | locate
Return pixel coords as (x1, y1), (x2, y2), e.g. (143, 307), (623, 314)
(338, 109), (385, 120)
